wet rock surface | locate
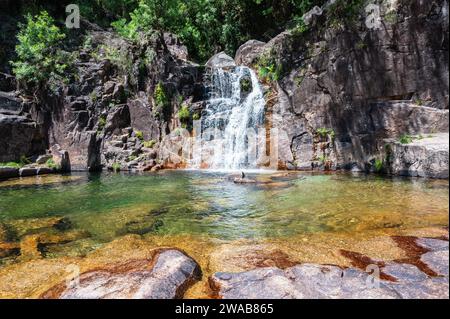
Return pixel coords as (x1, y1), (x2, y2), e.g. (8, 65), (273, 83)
(209, 237), (449, 299)
(41, 249), (201, 299)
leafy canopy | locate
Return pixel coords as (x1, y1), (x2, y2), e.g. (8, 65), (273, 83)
(111, 0), (327, 62)
(11, 10), (68, 90)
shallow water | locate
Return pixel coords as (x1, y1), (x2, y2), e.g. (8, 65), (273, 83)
(0, 171), (448, 244)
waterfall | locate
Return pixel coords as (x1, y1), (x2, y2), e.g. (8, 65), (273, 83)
(192, 66), (266, 170)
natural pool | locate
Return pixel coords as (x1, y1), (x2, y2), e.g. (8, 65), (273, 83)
(0, 170), (448, 243)
(0, 171), (448, 298)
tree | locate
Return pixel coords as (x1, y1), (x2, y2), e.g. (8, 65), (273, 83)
(11, 10), (68, 92)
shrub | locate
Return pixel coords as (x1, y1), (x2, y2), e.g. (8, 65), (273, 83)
(112, 162), (121, 172)
(178, 104), (191, 123)
(374, 159), (383, 173)
(316, 128), (336, 140)
(256, 51), (282, 83)
(143, 140), (157, 148)
(153, 83), (170, 119)
(192, 113), (201, 121)
(135, 130), (144, 141)
(46, 158), (60, 170)
(399, 134), (413, 145)
(98, 116), (107, 132)
(11, 11), (69, 91)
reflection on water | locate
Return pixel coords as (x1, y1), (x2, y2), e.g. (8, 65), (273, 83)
(0, 171), (448, 243)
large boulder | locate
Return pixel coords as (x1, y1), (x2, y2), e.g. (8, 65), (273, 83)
(235, 40), (266, 66)
(0, 167), (19, 180)
(0, 113), (47, 163)
(387, 133), (449, 179)
(41, 249), (201, 299)
(206, 52), (236, 69)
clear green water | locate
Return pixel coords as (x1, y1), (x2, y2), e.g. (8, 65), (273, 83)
(0, 171), (448, 242)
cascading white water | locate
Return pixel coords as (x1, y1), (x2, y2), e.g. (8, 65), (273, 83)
(192, 66), (266, 170)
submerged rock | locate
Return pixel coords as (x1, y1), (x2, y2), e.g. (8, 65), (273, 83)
(233, 178), (256, 184)
(5, 217), (72, 238)
(41, 249), (201, 299)
(117, 219), (164, 236)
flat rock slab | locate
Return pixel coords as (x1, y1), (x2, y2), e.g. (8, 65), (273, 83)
(386, 277), (449, 299)
(416, 238), (449, 252)
(382, 263), (429, 283)
(421, 250), (449, 277)
(210, 264), (400, 299)
(42, 249), (201, 299)
(210, 261), (449, 299)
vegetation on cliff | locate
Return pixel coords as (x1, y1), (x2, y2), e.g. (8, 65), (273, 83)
(11, 11), (70, 93)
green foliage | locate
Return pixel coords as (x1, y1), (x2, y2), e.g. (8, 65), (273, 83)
(110, 0), (328, 62)
(317, 154), (329, 163)
(256, 51), (282, 83)
(98, 116), (107, 132)
(11, 11), (69, 91)
(192, 113), (201, 121)
(90, 91), (99, 103)
(399, 134), (414, 145)
(46, 158), (60, 170)
(143, 140), (157, 148)
(1, 155), (31, 168)
(384, 10), (398, 24)
(20, 155), (31, 166)
(178, 104), (191, 123)
(135, 130), (145, 141)
(316, 128), (336, 140)
(111, 162), (121, 172)
(0, 162), (22, 168)
(374, 159), (383, 173)
(153, 82), (170, 119)
(326, 0), (366, 29)
(291, 17), (309, 37)
(101, 46), (134, 79)
(240, 78), (252, 92)
(414, 98), (424, 106)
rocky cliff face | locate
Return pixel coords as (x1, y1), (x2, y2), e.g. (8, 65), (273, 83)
(235, 0), (449, 176)
(0, 0), (448, 178)
(0, 16), (206, 171)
